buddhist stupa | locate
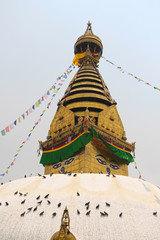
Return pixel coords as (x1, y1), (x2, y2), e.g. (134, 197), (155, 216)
(0, 22), (160, 240)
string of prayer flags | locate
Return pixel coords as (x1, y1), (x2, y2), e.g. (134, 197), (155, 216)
(102, 56), (160, 92)
(0, 63), (76, 179)
(134, 161), (142, 179)
(0, 63), (75, 137)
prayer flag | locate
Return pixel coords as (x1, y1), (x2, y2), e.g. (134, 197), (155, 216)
(5, 126), (9, 133)
(26, 110), (29, 116)
(58, 83), (63, 86)
(38, 99), (41, 104)
(18, 117), (21, 123)
(9, 123), (14, 130)
(41, 96), (44, 101)
(50, 87), (53, 90)
(29, 108), (32, 114)
(47, 90), (50, 95)
(54, 90), (58, 93)
(32, 105), (35, 110)
(11, 162), (14, 166)
(1, 129), (6, 136)
(35, 102), (39, 108)
(52, 85), (56, 89)
(5, 170), (8, 174)
(0, 173), (5, 176)
(44, 93), (48, 99)
(22, 113), (25, 119)
(14, 120), (17, 126)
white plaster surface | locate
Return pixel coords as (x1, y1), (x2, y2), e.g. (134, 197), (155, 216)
(0, 174), (160, 240)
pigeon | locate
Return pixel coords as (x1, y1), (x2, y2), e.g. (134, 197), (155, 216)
(14, 191), (18, 195)
(39, 211), (44, 216)
(153, 212), (157, 216)
(68, 172), (72, 176)
(47, 200), (51, 205)
(37, 173), (42, 176)
(77, 210), (80, 215)
(44, 194), (49, 199)
(96, 204), (99, 209)
(73, 174), (77, 177)
(86, 205), (90, 210)
(42, 176), (46, 179)
(86, 210), (91, 216)
(112, 174), (116, 178)
(105, 202), (110, 207)
(19, 192), (23, 196)
(77, 192), (80, 196)
(85, 201), (90, 206)
(24, 193), (28, 197)
(119, 212), (123, 217)
(5, 202), (9, 206)
(36, 195), (40, 200)
(0, 203), (1, 206)
(27, 207), (32, 211)
(50, 173), (53, 176)
(106, 174), (110, 177)
(21, 199), (26, 204)
(52, 212), (56, 217)
(33, 206), (38, 212)
(1, 182), (3, 185)
(104, 211), (108, 216)
(20, 212), (25, 217)
(24, 175), (26, 178)
(100, 212), (105, 216)
(58, 203), (61, 208)
(37, 200), (42, 205)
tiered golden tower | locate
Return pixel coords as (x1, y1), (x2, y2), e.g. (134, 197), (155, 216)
(40, 22), (135, 176)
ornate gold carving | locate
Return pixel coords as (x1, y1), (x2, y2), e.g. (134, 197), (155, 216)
(50, 207), (76, 240)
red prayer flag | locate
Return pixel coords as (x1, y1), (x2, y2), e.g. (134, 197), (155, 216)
(5, 126), (9, 133)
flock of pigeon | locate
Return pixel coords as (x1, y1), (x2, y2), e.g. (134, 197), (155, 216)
(0, 172), (158, 218)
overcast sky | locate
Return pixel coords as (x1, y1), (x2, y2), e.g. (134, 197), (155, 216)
(0, 0), (160, 185)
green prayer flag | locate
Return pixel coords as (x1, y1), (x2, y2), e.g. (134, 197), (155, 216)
(21, 114), (25, 120)
(1, 129), (6, 136)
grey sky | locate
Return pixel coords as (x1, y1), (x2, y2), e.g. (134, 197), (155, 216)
(0, 0), (160, 185)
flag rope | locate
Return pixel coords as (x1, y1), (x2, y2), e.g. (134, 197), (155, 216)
(102, 56), (160, 92)
(0, 63), (76, 180)
(0, 64), (75, 136)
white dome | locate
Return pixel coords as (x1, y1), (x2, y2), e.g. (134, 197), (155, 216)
(0, 174), (160, 240)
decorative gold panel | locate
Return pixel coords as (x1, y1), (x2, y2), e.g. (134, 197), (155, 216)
(48, 106), (75, 138)
(98, 105), (125, 139)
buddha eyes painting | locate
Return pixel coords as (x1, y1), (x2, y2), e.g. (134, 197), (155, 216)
(95, 155), (120, 172)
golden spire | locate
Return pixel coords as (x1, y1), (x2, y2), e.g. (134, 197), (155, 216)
(50, 207), (76, 240)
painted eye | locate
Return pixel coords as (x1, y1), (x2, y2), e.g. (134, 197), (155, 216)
(96, 158), (107, 166)
(110, 163), (119, 170)
(52, 163), (62, 169)
(64, 157), (75, 165)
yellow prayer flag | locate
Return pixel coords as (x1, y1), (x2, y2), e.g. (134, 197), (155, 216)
(5, 170), (8, 174)
(35, 102), (39, 108)
(54, 90), (58, 93)
(42, 110), (46, 114)
(50, 88), (53, 90)
(17, 149), (21, 152)
(18, 117), (21, 123)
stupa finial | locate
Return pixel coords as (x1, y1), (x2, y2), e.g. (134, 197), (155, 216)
(85, 21), (93, 35)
